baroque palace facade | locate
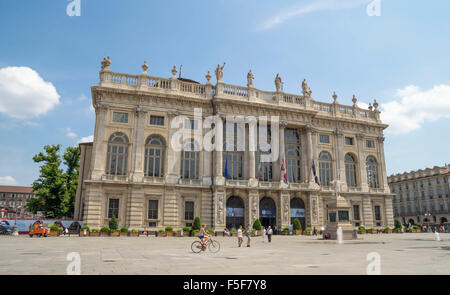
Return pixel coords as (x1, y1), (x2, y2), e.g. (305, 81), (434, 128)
(388, 165), (450, 225)
(75, 57), (394, 231)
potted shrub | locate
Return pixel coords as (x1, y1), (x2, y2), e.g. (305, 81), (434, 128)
(90, 228), (100, 236)
(182, 227), (190, 237)
(100, 227), (110, 237)
(176, 229), (182, 237)
(192, 216), (201, 231)
(119, 227), (128, 237)
(358, 225), (366, 234)
(230, 227), (237, 237)
(412, 225), (421, 233)
(251, 229), (256, 237)
(281, 226), (289, 235)
(293, 218), (302, 235)
(253, 219), (262, 236)
(49, 225), (61, 236)
(80, 226), (90, 237)
(192, 229), (200, 237)
(157, 229), (166, 237)
(303, 227), (312, 235)
(129, 229), (139, 237)
(384, 226), (392, 234)
(165, 226), (174, 236)
(367, 227), (376, 234)
(207, 228), (215, 236)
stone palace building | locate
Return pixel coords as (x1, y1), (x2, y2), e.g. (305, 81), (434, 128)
(75, 57), (394, 231)
(388, 165), (450, 225)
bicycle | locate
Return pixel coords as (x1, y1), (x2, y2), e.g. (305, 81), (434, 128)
(191, 237), (221, 253)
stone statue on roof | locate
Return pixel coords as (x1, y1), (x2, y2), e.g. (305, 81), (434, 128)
(215, 62), (226, 82)
(247, 69), (254, 87)
(101, 56), (111, 71)
(302, 79), (312, 97)
(275, 73), (282, 92)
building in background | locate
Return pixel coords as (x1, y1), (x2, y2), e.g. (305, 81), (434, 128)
(388, 165), (450, 225)
(0, 186), (36, 218)
(75, 58), (394, 231)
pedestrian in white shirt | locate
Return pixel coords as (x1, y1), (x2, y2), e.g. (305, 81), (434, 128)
(237, 225), (243, 247)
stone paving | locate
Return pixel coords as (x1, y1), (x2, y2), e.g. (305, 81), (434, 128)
(0, 233), (449, 275)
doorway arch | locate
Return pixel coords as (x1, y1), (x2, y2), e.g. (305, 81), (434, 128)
(290, 198), (306, 229)
(259, 197), (276, 228)
(441, 217), (448, 224)
(226, 196), (245, 230)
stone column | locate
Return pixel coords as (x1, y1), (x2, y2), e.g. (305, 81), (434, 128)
(384, 195), (395, 227)
(280, 192), (290, 228)
(166, 111), (180, 184)
(377, 136), (389, 191)
(334, 129), (346, 190)
(214, 115), (225, 186)
(356, 133), (369, 191)
(248, 190), (259, 226)
(163, 187), (179, 227)
(213, 187), (226, 231)
(130, 107), (146, 183)
(127, 185), (144, 228)
(90, 102), (109, 180)
(308, 193), (320, 228)
(83, 183), (103, 229)
(305, 125), (314, 183)
(277, 121), (287, 183)
(362, 197), (374, 227)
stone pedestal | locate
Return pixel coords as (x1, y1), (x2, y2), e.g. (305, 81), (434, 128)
(324, 195), (357, 240)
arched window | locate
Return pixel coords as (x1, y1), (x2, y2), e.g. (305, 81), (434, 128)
(285, 129), (301, 183)
(366, 156), (379, 188)
(105, 132), (129, 175)
(345, 154), (357, 187)
(180, 139), (200, 180)
(318, 151), (333, 186)
(223, 123), (243, 180)
(144, 135), (166, 177)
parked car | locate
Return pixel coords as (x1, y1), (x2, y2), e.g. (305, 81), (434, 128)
(0, 220), (13, 234)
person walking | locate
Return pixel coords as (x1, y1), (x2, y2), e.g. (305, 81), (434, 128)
(267, 226), (273, 243)
(237, 225), (243, 247)
(262, 227), (266, 243)
(313, 227), (317, 236)
(245, 224), (252, 247)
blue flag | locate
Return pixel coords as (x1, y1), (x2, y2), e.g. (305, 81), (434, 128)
(224, 156), (229, 179)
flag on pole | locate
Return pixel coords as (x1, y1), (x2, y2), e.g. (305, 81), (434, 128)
(281, 156), (289, 184)
(224, 156), (229, 179)
(312, 160), (320, 185)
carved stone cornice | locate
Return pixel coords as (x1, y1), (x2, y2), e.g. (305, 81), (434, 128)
(377, 136), (385, 143)
(356, 133), (365, 140)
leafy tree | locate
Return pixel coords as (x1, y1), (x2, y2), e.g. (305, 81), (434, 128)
(192, 216), (201, 230)
(109, 215), (118, 231)
(293, 218), (302, 230)
(394, 219), (403, 229)
(26, 144), (80, 218)
(253, 219), (262, 230)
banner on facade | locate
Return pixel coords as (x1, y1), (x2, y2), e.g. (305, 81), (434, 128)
(226, 207), (244, 217)
(290, 208), (305, 218)
(260, 208), (276, 218)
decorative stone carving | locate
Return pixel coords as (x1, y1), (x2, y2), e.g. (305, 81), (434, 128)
(215, 62), (226, 82)
(252, 196), (258, 221)
(142, 61), (149, 74)
(171, 65), (177, 78)
(302, 79), (312, 97)
(247, 70), (254, 87)
(101, 56), (111, 71)
(274, 74), (282, 92)
(217, 194), (224, 223)
(205, 70), (212, 84)
(332, 91), (338, 103)
(312, 197), (318, 224)
(373, 99), (379, 110)
(283, 196), (289, 223)
(352, 94), (357, 106)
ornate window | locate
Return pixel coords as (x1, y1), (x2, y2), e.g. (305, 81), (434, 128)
(108, 198), (119, 219)
(256, 125), (272, 182)
(285, 129), (301, 183)
(366, 156), (379, 188)
(144, 135), (165, 177)
(180, 139), (200, 180)
(345, 153), (357, 187)
(223, 123), (243, 180)
(105, 132), (129, 175)
(318, 151), (333, 186)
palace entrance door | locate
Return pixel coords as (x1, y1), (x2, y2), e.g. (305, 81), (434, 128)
(259, 197), (276, 228)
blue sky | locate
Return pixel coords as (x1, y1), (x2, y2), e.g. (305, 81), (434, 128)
(0, 0), (449, 186)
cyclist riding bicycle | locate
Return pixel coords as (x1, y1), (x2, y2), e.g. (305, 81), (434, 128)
(198, 224), (210, 247)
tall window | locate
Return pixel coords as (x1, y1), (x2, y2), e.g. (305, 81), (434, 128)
(148, 200), (158, 219)
(285, 129), (301, 183)
(318, 151), (333, 186)
(353, 204), (360, 220)
(149, 115), (164, 126)
(180, 139), (200, 180)
(345, 154), (357, 187)
(106, 132), (129, 175)
(223, 123), (243, 180)
(256, 125), (272, 181)
(366, 156), (379, 188)
(108, 199), (119, 218)
(374, 205), (381, 221)
(185, 201), (194, 221)
(144, 135), (165, 177)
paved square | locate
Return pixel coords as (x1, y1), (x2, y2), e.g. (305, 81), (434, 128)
(0, 233), (449, 275)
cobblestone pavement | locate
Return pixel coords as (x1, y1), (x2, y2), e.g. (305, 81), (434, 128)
(0, 233), (449, 275)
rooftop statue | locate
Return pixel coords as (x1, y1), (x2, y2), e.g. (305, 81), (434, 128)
(275, 73), (282, 92)
(247, 69), (254, 87)
(215, 62), (226, 82)
(302, 79), (312, 97)
(101, 56), (111, 71)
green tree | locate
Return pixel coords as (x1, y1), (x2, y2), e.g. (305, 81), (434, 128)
(253, 219), (262, 230)
(192, 216), (201, 230)
(109, 215), (118, 231)
(394, 219), (403, 230)
(293, 218), (302, 230)
(27, 144), (80, 218)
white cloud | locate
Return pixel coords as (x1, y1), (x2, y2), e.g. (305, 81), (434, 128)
(0, 176), (18, 185)
(357, 101), (370, 110)
(76, 94), (88, 102)
(381, 84), (450, 134)
(77, 135), (93, 144)
(0, 66), (60, 119)
(257, 0), (371, 31)
(66, 128), (77, 138)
